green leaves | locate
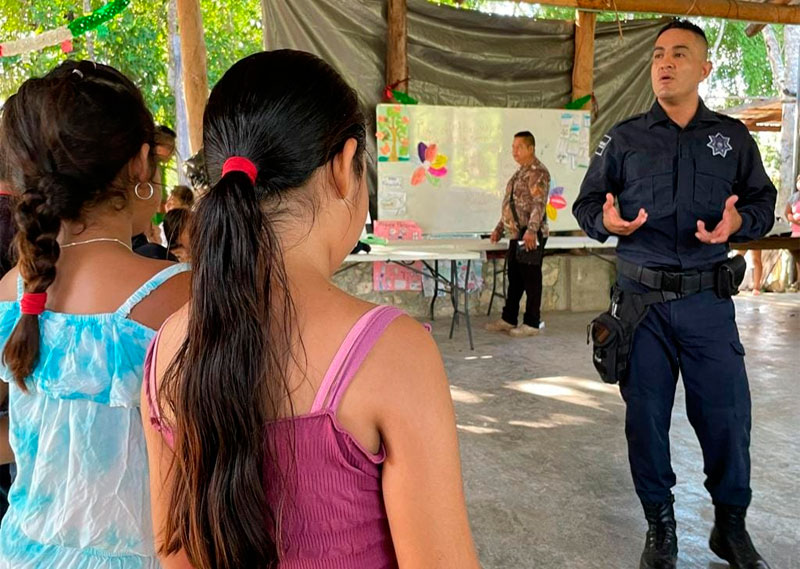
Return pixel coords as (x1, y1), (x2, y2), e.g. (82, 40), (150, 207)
(1, 0), (262, 127)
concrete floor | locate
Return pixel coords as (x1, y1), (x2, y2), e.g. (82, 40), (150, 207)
(432, 292), (800, 569)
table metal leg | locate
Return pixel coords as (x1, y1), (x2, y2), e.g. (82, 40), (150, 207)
(464, 260), (474, 350)
(488, 257), (497, 316)
(449, 260), (458, 340)
(430, 260), (438, 320)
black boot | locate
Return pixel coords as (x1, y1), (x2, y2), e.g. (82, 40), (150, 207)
(709, 504), (771, 569)
(639, 495), (678, 569)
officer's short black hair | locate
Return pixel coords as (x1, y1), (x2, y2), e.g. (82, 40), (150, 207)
(514, 131), (535, 148)
(657, 19), (708, 50)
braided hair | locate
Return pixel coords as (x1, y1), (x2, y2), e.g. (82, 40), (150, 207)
(0, 60), (156, 389)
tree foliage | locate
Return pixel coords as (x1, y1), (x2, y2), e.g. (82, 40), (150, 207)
(0, 0), (262, 126)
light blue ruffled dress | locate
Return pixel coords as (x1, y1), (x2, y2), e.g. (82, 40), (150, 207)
(0, 264), (189, 569)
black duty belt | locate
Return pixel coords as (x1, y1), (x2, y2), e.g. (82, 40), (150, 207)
(617, 258), (715, 295)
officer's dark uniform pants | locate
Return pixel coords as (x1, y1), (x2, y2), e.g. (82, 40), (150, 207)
(502, 239), (543, 328)
(620, 288), (752, 508)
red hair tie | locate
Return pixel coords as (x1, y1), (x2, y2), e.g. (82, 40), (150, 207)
(222, 157), (258, 185)
(20, 292), (47, 316)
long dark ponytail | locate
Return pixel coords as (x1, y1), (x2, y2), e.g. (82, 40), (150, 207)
(159, 50), (366, 569)
(0, 60), (155, 389)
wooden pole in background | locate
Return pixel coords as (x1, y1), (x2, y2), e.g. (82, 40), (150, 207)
(261, 0), (269, 49)
(572, 10), (596, 109)
(387, 0), (408, 93)
(175, 0), (209, 154)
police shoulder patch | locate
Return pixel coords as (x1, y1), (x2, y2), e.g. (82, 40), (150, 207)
(596, 135), (613, 157)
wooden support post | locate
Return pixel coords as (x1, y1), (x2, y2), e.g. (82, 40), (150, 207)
(517, 0), (800, 25)
(387, 0), (408, 93)
(572, 10), (596, 110)
(176, 0), (209, 154)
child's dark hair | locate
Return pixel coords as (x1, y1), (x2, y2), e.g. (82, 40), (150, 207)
(163, 208), (191, 252)
(0, 60), (156, 389)
(169, 185), (194, 208)
(159, 49), (366, 569)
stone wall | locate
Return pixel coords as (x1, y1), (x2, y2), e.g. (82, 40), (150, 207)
(333, 253), (616, 319)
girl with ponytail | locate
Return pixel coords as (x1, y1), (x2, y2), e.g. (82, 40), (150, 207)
(143, 50), (480, 569)
(0, 60), (190, 568)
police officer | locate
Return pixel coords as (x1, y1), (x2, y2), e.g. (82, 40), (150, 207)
(573, 20), (775, 569)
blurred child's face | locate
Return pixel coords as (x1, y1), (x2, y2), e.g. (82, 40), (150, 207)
(165, 195), (178, 212)
(171, 227), (191, 262)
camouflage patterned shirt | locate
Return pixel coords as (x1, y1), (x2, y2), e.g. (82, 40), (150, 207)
(495, 157), (551, 240)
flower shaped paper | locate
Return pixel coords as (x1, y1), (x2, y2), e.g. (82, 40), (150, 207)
(546, 186), (568, 221)
(411, 142), (448, 186)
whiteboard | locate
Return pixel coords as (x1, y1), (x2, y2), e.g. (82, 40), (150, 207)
(376, 104), (590, 235)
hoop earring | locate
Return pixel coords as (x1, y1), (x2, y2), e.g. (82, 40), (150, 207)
(134, 182), (154, 200)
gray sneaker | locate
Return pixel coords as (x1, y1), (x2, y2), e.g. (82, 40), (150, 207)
(485, 319), (514, 332)
(509, 324), (540, 338)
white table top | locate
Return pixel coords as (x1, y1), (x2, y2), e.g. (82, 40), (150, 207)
(343, 236), (617, 264)
(344, 245), (481, 264)
(360, 235), (616, 252)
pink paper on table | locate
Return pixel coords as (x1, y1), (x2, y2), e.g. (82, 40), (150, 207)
(372, 220), (424, 292)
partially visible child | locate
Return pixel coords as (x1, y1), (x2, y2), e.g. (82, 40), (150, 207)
(0, 60), (190, 569)
(164, 185), (194, 212)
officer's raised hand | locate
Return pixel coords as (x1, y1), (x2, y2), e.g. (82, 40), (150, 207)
(602, 193), (648, 236)
(695, 195), (743, 244)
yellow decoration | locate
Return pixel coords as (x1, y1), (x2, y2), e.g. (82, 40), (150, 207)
(431, 154), (448, 169)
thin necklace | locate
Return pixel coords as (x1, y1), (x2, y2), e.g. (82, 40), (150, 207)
(60, 237), (132, 252)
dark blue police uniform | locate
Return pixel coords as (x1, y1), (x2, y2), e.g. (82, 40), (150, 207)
(573, 99), (776, 508)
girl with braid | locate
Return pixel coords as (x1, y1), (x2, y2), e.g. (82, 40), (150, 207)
(0, 60), (190, 568)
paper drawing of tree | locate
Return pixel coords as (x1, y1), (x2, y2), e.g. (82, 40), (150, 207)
(377, 105), (410, 162)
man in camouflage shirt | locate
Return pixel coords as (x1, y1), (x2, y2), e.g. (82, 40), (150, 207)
(487, 131), (550, 338)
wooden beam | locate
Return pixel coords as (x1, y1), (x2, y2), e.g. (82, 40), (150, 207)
(176, 0), (209, 154)
(387, 0), (408, 93)
(572, 11), (597, 109)
(518, 0), (800, 25)
(745, 0), (793, 36)
(743, 120), (781, 132)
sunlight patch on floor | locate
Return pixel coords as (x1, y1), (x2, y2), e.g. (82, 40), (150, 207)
(508, 413), (594, 429)
(505, 376), (620, 412)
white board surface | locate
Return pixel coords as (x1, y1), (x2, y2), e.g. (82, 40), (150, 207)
(376, 104), (590, 235)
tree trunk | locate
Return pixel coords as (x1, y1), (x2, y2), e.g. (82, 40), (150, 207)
(261, 0), (269, 50)
(762, 25), (784, 94)
(779, 26), (800, 208)
(175, 0), (209, 154)
(707, 20), (726, 82)
(168, 0), (190, 185)
(83, 0), (95, 60)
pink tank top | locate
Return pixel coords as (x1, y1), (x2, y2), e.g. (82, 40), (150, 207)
(145, 305), (402, 568)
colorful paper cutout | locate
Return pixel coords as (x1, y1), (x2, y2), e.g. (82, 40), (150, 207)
(377, 105), (411, 162)
(411, 142), (449, 187)
(546, 185), (568, 221)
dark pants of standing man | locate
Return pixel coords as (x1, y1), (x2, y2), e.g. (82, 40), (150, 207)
(502, 238), (546, 329)
(620, 281), (752, 508)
